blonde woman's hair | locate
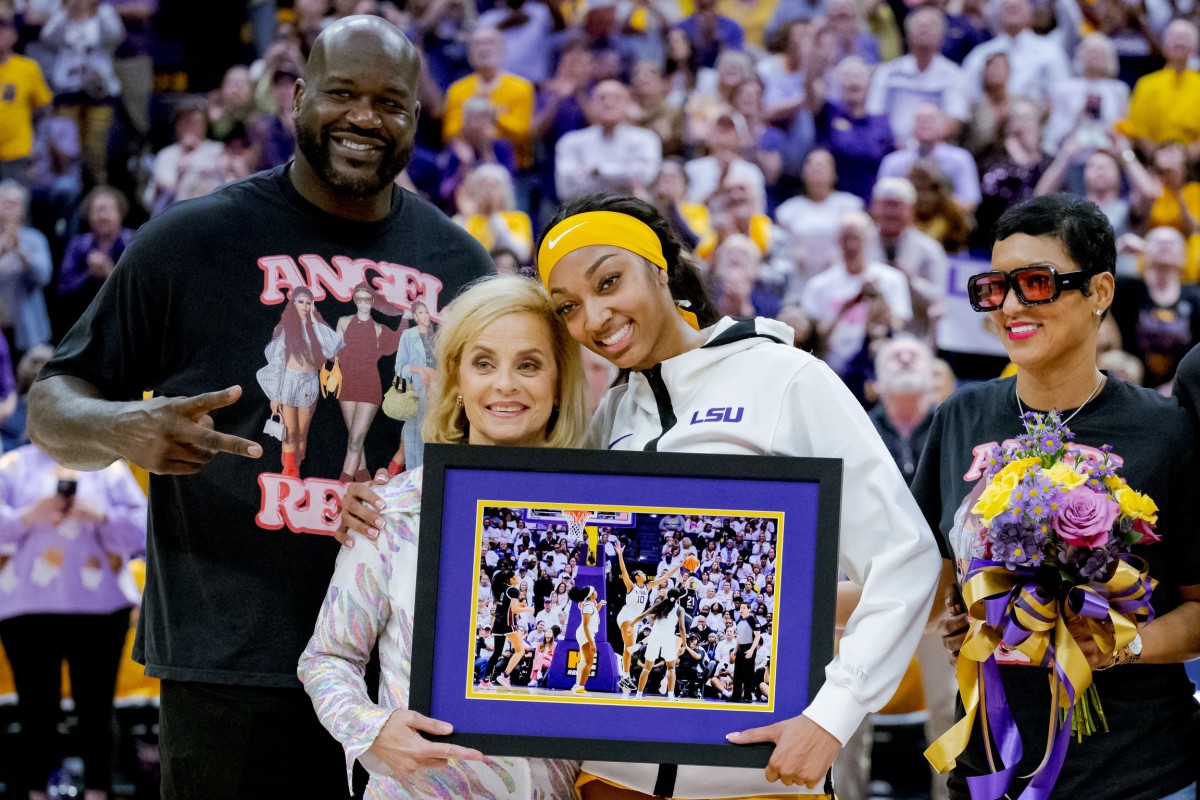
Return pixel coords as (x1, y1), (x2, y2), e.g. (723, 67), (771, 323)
(422, 275), (589, 449)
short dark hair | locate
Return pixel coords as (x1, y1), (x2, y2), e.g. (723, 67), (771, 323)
(993, 194), (1116, 294)
(540, 193), (719, 328)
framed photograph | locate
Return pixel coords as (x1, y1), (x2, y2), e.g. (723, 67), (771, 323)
(409, 444), (842, 768)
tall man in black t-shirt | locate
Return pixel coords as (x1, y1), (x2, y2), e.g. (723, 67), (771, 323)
(27, 16), (491, 799)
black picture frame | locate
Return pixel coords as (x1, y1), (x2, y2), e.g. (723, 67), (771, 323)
(409, 443), (842, 768)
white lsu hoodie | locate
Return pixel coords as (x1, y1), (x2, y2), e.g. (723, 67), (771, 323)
(584, 317), (942, 798)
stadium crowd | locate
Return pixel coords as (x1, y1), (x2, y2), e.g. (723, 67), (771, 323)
(2, 0), (1200, 797)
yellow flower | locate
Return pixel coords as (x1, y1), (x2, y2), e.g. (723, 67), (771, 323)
(1115, 485), (1159, 524)
(1046, 461), (1087, 491)
(1104, 475), (1123, 492)
(972, 458), (1039, 522)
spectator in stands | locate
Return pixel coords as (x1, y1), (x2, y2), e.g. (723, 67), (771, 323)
(685, 110), (765, 205)
(0, 439), (146, 799)
(254, 66), (299, 171)
(411, 0), (468, 83)
(674, 0), (744, 69)
(555, 80), (662, 201)
(866, 7), (969, 147)
(629, 61), (685, 159)
(444, 27), (535, 172)
(476, 0), (555, 85)
(453, 164), (532, 264)
(1112, 227), (1200, 390)
(684, 49), (755, 148)
(54, 185), (131, 338)
(870, 177), (948, 344)
(759, 19), (809, 129)
(1036, 139), (1160, 272)
(823, 0), (880, 64)
(653, 158), (714, 253)
(207, 65), (257, 144)
(973, 98), (1051, 246)
(439, 97), (518, 207)
(776, 147), (864, 283)
(961, 0), (1071, 105)
(0, 180), (51, 356)
(730, 77), (786, 204)
(959, 51), (1011, 161)
(910, 161), (972, 255)
(1044, 33), (1129, 157)
(938, 0), (991, 63)
(146, 98), (225, 216)
(811, 55), (895, 202)
(0, 7), (53, 186)
(1119, 19), (1200, 157)
(39, 0), (124, 187)
(797, 211), (912, 383)
(709, 233), (770, 319)
(868, 336), (935, 482)
(878, 103), (981, 213)
(1146, 143), (1200, 238)
(664, 27), (706, 107)
(28, 113), (82, 243)
(708, 168), (792, 295)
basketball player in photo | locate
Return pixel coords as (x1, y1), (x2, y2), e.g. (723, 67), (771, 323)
(631, 587), (688, 700)
(569, 586), (605, 695)
(614, 541), (681, 692)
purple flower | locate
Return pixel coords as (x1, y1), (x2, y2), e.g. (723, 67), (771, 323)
(1078, 547), (1116, 582)
(1052, 487), (1119, 549)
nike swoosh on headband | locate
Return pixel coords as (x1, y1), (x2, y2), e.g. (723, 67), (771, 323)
(546, 221), (588, 249)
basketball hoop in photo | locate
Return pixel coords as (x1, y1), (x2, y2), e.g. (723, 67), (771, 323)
(563, 509), (594, 542)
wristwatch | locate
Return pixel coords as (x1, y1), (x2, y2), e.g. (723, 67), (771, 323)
(1126, 632), (1143, 663)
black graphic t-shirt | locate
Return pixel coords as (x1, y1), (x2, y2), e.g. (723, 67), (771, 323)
(911, 376), (1200, 800)
(40, 166), (492, 686)
(1111, 276), (1200, 389)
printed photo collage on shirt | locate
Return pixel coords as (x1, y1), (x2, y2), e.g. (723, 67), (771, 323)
(470, 503), (782, 711)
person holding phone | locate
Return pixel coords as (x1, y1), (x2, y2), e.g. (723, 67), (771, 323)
(0, 444), (147, 799)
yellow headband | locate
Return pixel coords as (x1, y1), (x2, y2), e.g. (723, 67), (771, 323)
(537, 211), (667, 283)
(537, 211), (699, 330)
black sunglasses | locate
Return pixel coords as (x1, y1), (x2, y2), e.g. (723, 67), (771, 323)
(967, 264), (1096, 312)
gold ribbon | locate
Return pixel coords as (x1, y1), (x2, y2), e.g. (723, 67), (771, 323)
(925, 559), (1152, 776)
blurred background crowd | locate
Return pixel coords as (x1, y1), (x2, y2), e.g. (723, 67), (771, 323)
(1, 0), (1200, 796)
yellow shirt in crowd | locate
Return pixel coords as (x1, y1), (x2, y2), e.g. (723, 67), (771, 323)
(461, 211), (533, 254)
(443, 72), (535, 170)
(0, 54), (53, 161)
(1118, 67), (1200, 146)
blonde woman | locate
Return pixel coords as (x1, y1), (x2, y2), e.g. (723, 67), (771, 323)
(299, 276), (587, 798)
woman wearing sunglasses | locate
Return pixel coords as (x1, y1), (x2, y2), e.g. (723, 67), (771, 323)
(914, 194), (1200, 800)
(537, 193), (942, 800)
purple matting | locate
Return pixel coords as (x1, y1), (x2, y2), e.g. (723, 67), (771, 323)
(428, 467), (821, 747)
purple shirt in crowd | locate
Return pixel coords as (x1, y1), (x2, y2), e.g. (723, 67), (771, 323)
(57, 228), (134, 296)
(0, 446), (147, 622)
(815, 101), (895, 201)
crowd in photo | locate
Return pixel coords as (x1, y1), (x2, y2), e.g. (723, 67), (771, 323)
(1, 0), (1199, 797)
(474, 507), (779, 703)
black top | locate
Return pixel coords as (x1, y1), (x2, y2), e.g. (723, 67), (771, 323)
(41, 166), (492, 687)
(911, 375), (1200, 800)
(868, 404), (934, 485)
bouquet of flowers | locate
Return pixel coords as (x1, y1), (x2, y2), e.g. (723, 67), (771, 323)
(926, 411), (1158, 798)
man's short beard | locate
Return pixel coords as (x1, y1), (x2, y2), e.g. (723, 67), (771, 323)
(296, 124), (412, 197)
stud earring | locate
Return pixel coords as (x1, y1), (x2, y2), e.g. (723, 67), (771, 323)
(456, 394), (463, 406)
(1094, 309), (1103, 317)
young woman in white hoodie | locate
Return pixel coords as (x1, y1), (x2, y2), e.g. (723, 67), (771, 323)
(536, 193), (943, 800)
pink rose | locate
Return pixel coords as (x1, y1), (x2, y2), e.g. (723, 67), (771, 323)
(1052, 487), (1118, 549)
(1133, 518), (1161, 545)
